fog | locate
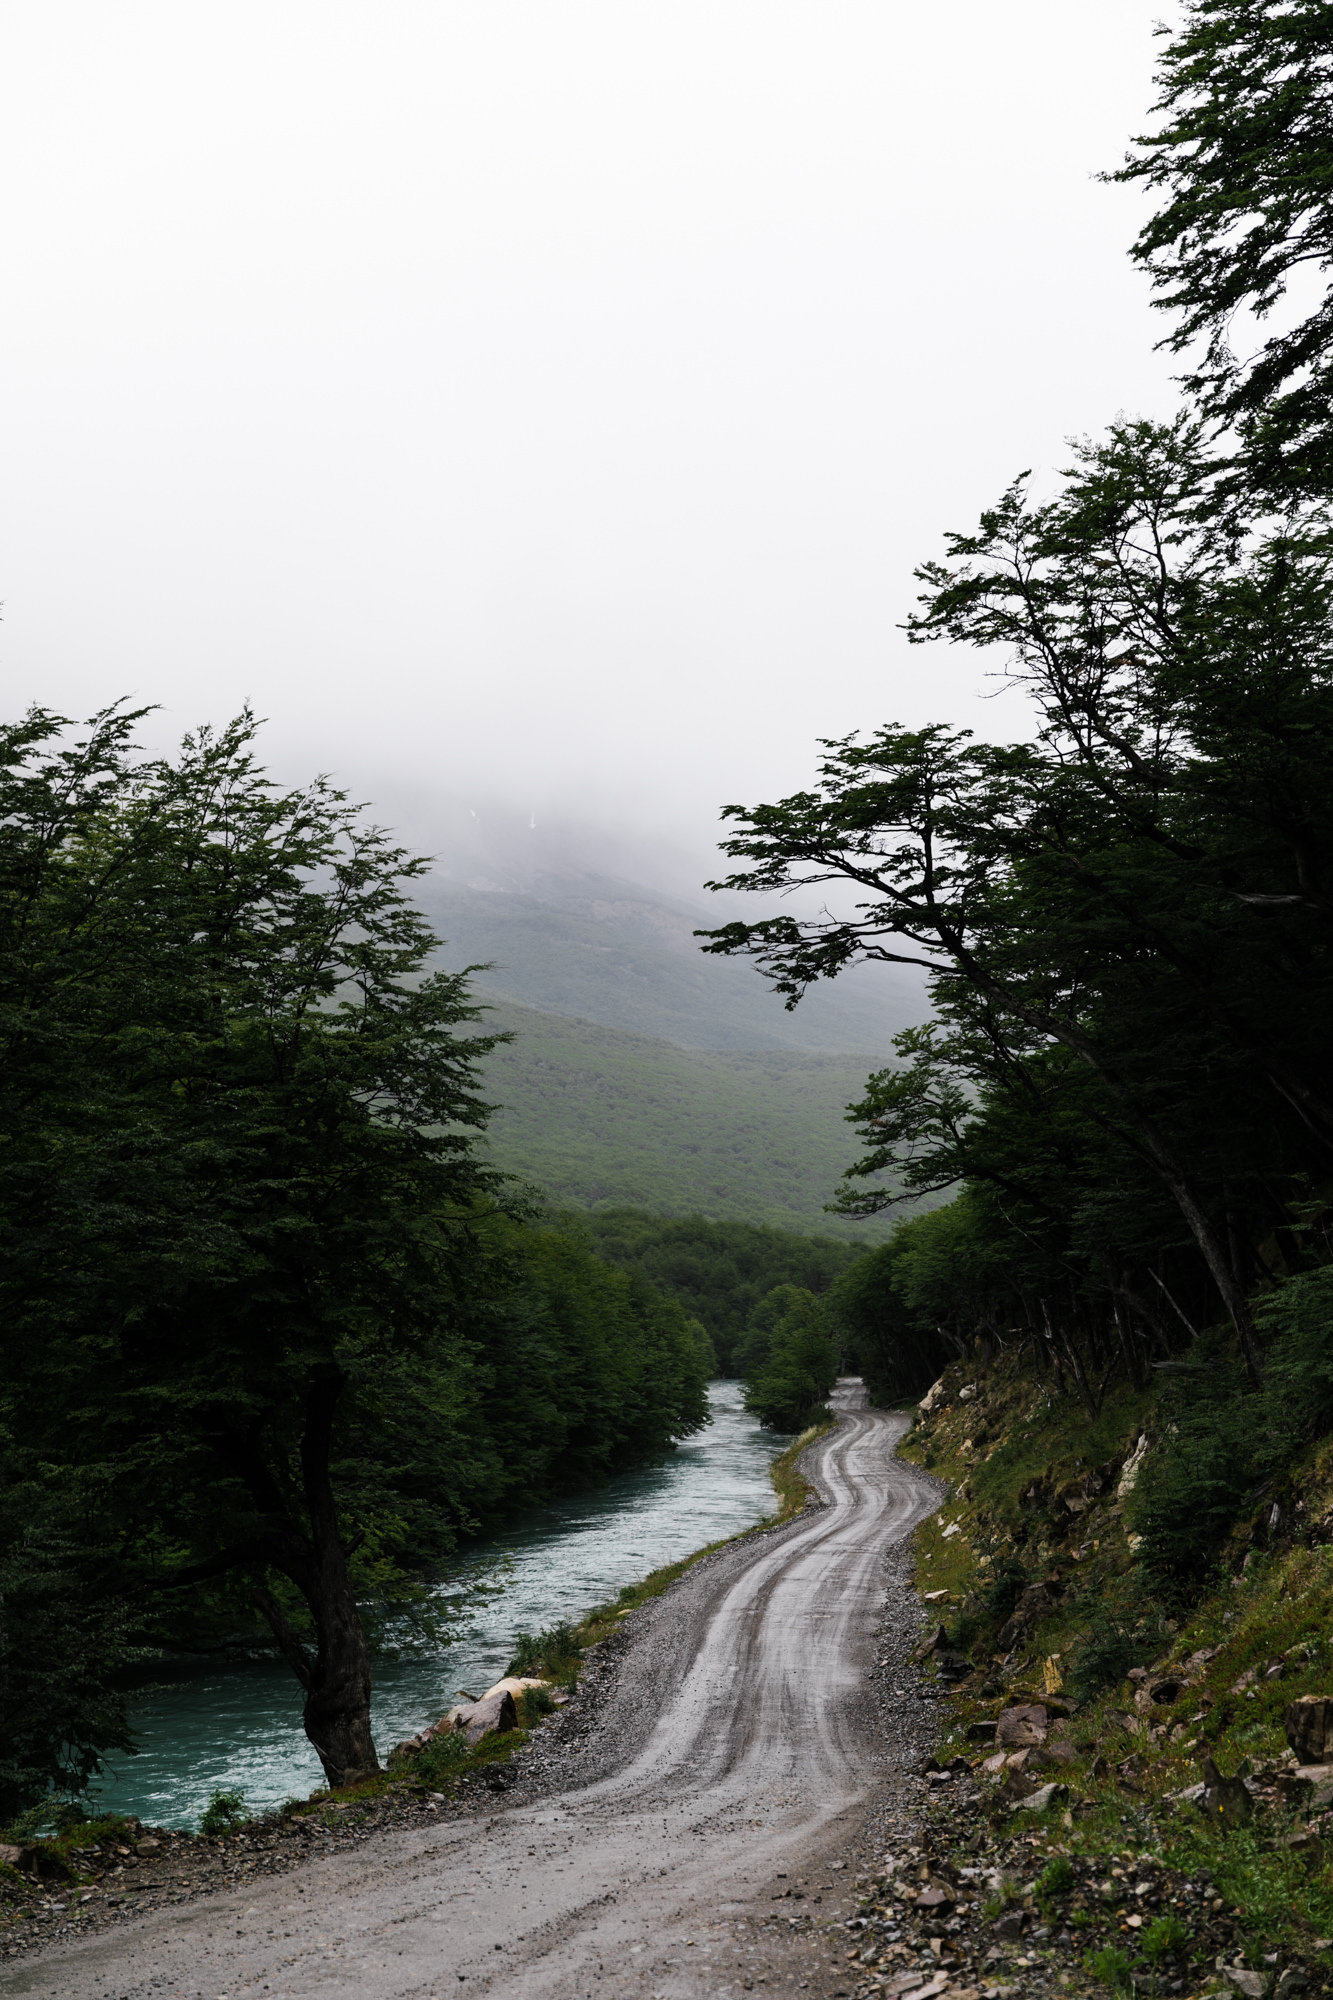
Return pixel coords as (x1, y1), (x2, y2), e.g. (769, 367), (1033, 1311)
(1, 0), (1180, 901)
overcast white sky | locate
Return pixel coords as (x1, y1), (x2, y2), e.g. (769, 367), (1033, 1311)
(1, 1), (1182, 892)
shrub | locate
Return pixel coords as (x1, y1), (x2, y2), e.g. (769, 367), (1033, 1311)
(1085, 1945), (1134, 1991)
(1037, 1855), (1076, 1900)
(411, 1731), (470, 1786)
(1140, 1913), (1191, 1961)
(507, 1622), (579, 1678)
(1066, 1584), (1169, 1699)
(981, 1556), (1027, 1628)
(199, 1787), (248, 1836)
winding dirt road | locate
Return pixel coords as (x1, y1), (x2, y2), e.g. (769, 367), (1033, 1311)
(5, 1383), (940, 2000)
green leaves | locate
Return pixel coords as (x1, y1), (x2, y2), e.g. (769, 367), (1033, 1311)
(702, 415), (1333, 1386)
(1113, 0), (1333, 492)
(0, 706), (712, 1795)
(739, 1286), (839, 1432)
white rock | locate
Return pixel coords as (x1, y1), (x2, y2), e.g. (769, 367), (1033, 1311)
(481, 1676), (550, 1703)
(1117, 1434), (1150, 1499)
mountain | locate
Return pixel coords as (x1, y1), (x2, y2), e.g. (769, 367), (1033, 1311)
(417, 803), (923, 1056)
(404, 803), (926, 1231)
(471, 996), (897, 1239)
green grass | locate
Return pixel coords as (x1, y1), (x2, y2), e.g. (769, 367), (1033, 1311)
(909, 1352), (1333, 1965)
(472, 996), (902, 1236)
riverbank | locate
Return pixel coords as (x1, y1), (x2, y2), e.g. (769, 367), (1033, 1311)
(0, 1414), (836, 1968)
(87, 1377), (792, 1831)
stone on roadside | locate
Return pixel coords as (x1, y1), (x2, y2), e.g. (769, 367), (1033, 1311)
(453, 1688), (519, 1745)
(1010, 1780), (1069, 1814)
(1285, 1695), (1333, 1764)
(1200, 1757), (1253, 1827)
(994, 1768), (1041, 1807)
(997, 1584), (1059, 1651)
(914, 1624), (951, 1662)
(480, 1676), (550, 1703)
(1219, 1966), (1267, 1999)
(994, 1703), (1048, 1747)
(1291, 1765), (1333, 1809)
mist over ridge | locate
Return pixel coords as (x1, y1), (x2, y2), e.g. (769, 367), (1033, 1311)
(415, 794), (926, 1057)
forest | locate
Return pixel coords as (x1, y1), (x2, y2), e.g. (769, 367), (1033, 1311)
(0, 713), (712, 1817)
(701, 0), (1333, 1552)
(8, 0), (1333, 1843)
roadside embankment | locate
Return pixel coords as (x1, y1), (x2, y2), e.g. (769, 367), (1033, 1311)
(865, 1354), (1333, 2000)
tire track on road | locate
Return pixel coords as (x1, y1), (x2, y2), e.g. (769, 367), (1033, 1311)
(4, 1382), (941, 2000)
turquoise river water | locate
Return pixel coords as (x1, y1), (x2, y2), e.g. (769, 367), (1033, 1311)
(92, 1381), (788, 1831)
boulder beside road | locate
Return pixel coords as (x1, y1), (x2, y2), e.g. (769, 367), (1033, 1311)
(1285, 1694), (1333, 1764)
(994, 1704), (1047, 1748)
(452, 1689), (518, 1745)
(389, 1675), (556, 1762)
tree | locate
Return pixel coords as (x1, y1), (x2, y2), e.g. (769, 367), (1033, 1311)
(700, 418), (1333, 1384)
(740, 1287), (840, 1432)
(0, 1458), (141, 1822)
(0, 708), (719, 1802)
(579, 1209), (858, 1374)
(1113, 0), (1333, 492)
(0, 707), (509, 1789)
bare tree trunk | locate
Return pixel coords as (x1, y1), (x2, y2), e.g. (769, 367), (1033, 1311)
(1042, 1297), (1100, 1419)
(250, 1372), (380, 1791)
(1026, 1294), (1065, 1397)
(297, 1372), (379, 1788)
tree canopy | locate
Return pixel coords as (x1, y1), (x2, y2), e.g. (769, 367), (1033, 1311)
(701, 414), (1333, 1397)
(1114, 0), (1333, 491)
(0, 708), (710, 1816)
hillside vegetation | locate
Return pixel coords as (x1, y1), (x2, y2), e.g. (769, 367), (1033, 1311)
(420, 868), (918, 1056)
(894, 1333), (1333, 1982)
(473, 995), (900, 1238)
(574, 1209), (863, 1373)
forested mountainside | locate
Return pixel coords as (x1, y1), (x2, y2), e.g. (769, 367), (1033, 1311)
(418, 858), (921, 1054)
(575, 1208), (864, 1372)
(473, 996), (900, 1238)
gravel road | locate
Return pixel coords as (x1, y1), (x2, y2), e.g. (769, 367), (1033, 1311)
(3, 1383), (941, 2000)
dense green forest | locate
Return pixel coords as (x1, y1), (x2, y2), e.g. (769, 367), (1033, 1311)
(562, 1208), (862, 1371)
(0, 713), (710, 1818)
(701, 0), (1333, 1530)
(472, 998), (901, 1236)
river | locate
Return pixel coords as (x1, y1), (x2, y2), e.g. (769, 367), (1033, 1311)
(92, 1381), (788, 1831)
